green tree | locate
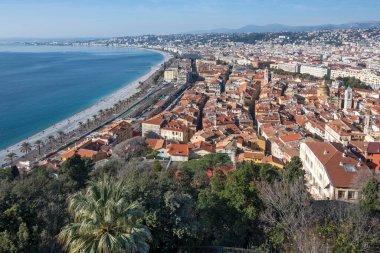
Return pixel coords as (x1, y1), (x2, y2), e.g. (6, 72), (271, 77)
(237, 162), (280, 183)
(59, 153), (93, 189)
(58, 179), (152, 253)
(0, 168), (13, 180)
(5, 152), (17, 164)
(10, 166), (19, 179)
(17, 222), (30, 250)
(78, 121), (84, 132)
(92, 114), (98, 123)
(283, 156), (304, 182)
(360, 178), (379, 213)
(178, 153), (232, 194)
(20, 142), (32, 155)
(98, 109), (104, 119)
(180, 153), (232, 172)
(34, 140), (43, 155)
(316, 205), (380, 253)
(0, 166), (19, 181)
(197, 165), (263, 248)
(338, 76), (372, 90)
(122, 168), (198, 252)
(57, 131), (65, 144)
(47, 135), (55, 149)
(152, 160), (163, 172)
(0, 231), (17, 253)
(222, 165), (263, 219)
(0, 167), (69, 252)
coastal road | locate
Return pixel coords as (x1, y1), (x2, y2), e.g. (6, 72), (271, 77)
(38, 81), (177, 162)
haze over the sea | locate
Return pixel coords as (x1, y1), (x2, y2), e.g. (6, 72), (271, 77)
(0, 45), (164, 149)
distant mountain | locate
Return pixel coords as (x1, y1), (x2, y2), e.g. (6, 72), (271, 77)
(188, 21), (380, 34)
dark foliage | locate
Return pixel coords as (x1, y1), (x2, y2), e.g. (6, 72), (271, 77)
(338, 76), (372, 90)
(1, 153), (379, 252)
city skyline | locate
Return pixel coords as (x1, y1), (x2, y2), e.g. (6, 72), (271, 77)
(0, 0), (380, 38)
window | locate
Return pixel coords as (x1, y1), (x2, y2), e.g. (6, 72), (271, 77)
(338, 191), (345, 199)
(348, 191), (355, 200)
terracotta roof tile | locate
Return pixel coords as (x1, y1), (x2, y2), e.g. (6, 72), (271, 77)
(305, 142), (371, 188)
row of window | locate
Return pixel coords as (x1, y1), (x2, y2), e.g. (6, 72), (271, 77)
(337, 190), (356, 200)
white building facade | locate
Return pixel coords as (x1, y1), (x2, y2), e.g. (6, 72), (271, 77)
(300, 142), (370, 201)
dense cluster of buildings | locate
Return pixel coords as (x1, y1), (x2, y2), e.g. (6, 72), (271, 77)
(142, 57), (380, 202)
(163, 58), (192, 84)
(35, 28), (380, 202)
(37, 120), (134, 169)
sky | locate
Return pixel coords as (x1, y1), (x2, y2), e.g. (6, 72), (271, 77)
(0, 0), (379, 38)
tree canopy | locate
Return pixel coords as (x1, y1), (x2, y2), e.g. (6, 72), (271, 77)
(1, 153), (379, 252)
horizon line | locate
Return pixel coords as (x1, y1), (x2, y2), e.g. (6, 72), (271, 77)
(0, 20), (379, 40)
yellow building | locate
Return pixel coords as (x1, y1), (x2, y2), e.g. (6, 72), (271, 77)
(317, 80), (330, 97)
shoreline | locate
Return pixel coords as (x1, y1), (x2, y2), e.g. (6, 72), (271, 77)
(0, 48), (172, 165)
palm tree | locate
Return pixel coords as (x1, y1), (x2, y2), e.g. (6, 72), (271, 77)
(78, 121), (84, 132)
(34, 140), (43, 155)
(5, 152), (17, 164)
(47, 135), (55, 149)
(98, 109), (104, 120)
(112, 104), (118, 112)
(58, 131), (65, 143)
(86, 118), (91, 128)
(92, 115), (98, 124)
(20, 142), (32, 155)
(58, 179), (151, 253)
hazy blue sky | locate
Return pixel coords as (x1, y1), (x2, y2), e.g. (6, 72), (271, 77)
(0, 0), (379, 38)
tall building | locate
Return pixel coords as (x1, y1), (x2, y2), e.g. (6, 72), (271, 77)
(344, 87), (353, 109)
(317, 80), (329, 97)
(164, 67), (179, 82)
(264, 68), (269, 84)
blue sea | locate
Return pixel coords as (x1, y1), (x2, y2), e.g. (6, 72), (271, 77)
(0, 45), (164, 149)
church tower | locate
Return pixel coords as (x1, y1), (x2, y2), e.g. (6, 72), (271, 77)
(317, 80), (329, 104)
(317, 80), (329, 97)
(344, 86), (353, 109)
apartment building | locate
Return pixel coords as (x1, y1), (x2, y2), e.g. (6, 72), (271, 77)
(164, 67), (178, 82)
(331, 68), (380, 90)
(300, 64), (329, 78)
(300, 142), (371, 201)
(272, 62), (300, 73)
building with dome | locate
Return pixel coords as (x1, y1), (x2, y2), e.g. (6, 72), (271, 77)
(317, 80), (330, 98)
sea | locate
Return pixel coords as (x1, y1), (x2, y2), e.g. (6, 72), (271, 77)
(0, 44), (164, 149)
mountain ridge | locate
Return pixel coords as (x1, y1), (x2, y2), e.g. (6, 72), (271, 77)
(188, 21), (380, 34)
